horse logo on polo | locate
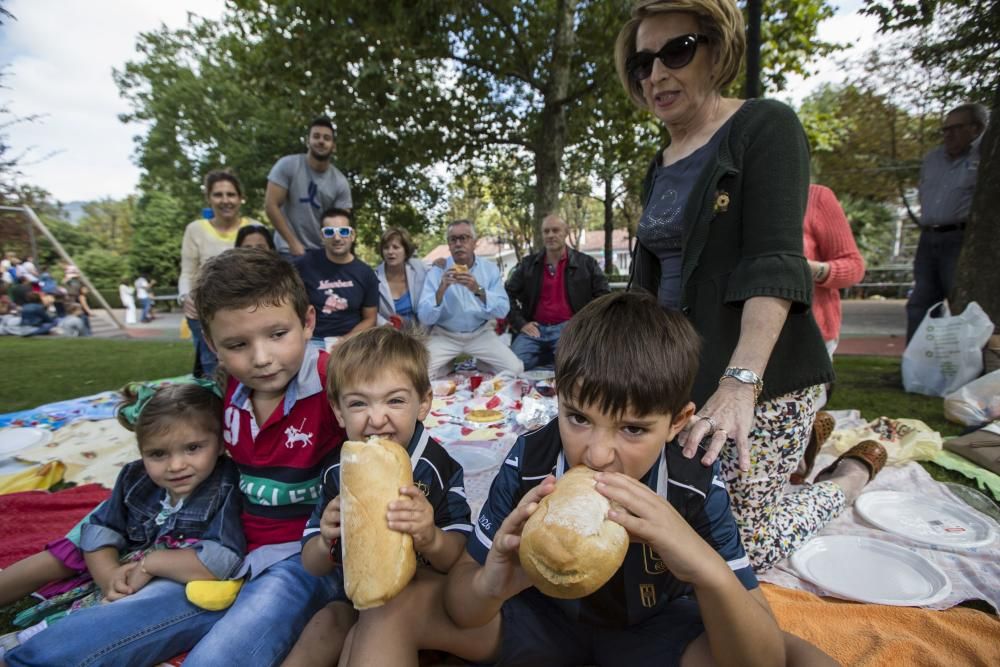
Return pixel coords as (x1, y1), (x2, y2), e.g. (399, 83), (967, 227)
(284, 418), (314, 448)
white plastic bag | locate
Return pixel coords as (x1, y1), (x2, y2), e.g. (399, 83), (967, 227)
(902, 300), (994, 397)
(943, 369), (1000, 425)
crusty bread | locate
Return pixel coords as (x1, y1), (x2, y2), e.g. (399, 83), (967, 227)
(452, 263), (469, 273)
(340, 437), (417, 609)
(518, 465), (628, 599)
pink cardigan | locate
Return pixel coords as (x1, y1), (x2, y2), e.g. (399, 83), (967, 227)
(803, 184), (866, 343)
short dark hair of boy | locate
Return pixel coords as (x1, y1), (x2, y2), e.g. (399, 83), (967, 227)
(310, 116), (335, 134)
(203, 169), (244, 198)
(118, 382), (223, 449)
(555, 291), (700, 420)
(321, 207), (353, 225)
(327, 327), (431, 406)
(193, 248), (309, 342)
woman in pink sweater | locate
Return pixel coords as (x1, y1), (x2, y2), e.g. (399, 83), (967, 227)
(803, 184), (866, 356)
(794, 184), (867, 483)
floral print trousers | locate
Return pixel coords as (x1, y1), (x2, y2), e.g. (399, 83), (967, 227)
(719, 385), (846, 571)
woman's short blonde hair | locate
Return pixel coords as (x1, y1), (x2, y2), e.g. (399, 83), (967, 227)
(615, 0), (745, 109)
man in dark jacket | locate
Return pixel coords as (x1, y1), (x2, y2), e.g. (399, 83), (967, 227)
(505, 214), (610, 370)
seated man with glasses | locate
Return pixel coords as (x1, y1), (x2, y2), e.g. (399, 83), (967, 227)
(906, 102), (987, 343)
(417, 220), (523, 377)
(505, 214), (610, 370)
(294, 207), (378, 351)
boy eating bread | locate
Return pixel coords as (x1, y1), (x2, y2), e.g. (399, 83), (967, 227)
(285, 327), (483, 666)
(444, 291), (837, 666)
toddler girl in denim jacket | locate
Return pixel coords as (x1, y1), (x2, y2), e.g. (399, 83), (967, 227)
(0, 380), (245, 656)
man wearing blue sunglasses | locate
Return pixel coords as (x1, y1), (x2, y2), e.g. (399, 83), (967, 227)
(294, 208), (378, 351)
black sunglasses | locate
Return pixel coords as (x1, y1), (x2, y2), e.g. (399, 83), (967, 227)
(627, 33), (709, 82)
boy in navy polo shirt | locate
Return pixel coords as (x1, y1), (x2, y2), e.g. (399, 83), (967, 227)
(283, 326), (479, 666)
(325, 292), (834, 666)
(444, 292), (834, 667)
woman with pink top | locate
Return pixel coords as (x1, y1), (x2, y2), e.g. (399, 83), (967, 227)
(793, 183), (866, 484)
(803, 184), (866, 357)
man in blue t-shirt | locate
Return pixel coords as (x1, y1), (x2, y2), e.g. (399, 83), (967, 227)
(294, 208), (378, 348)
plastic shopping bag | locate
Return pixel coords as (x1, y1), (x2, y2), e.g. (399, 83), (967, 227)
(902, 300), (994, 397)
(944, 369), (1000, 425)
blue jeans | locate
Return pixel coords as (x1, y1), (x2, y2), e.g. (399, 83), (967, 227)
(905, 228), (964, 342)
(188, 317), (219, 378)
(140, 297), (153, 322)
(6, 554), (340, 667)
(511, 322), (566, 371)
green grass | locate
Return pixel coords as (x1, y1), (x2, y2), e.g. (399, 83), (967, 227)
(0, 338), (192, 413)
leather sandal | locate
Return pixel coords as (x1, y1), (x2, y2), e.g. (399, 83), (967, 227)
(791, 411), (835, 485)
(814, 439), (888, 483)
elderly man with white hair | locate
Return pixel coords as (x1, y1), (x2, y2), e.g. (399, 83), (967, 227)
(417, 220), (523, 378)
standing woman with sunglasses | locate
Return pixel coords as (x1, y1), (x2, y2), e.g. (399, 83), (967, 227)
(179, 170), (258, 377)
(293, 207), (378, 351)
(619, 0), (886, 571)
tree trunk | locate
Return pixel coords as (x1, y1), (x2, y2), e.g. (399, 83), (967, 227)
(532, 0), (577, 250)
(603, 177), (614, 273)
(951, 82), (1000, 331)
(744, 0), (762, 98)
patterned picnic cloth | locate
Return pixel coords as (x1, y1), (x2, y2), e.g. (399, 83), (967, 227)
(423, 371), (558, 519)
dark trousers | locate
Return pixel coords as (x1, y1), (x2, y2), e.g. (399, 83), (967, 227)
(905, 227), (964, 342)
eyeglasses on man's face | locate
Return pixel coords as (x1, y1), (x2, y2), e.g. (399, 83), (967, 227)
(447, 234), (473, 245)
(321, 226), (353, 239)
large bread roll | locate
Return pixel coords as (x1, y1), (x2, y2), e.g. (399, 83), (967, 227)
(518, 465), (629, 599)
(340, 437), (417, 609)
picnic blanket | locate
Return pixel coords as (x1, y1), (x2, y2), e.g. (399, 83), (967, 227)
(0, 391), (122, 431)
(760, 447), (1000, 613)
(12, 420), (139, 489)
(0, 376), (189, 431)
(762, 583), (1000, 666)
(0, 484), (110, 568)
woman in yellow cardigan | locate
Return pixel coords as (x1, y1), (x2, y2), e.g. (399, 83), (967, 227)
(178, 169), (258, 377)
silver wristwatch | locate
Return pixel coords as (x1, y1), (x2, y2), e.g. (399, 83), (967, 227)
(720, 367), (763, 402)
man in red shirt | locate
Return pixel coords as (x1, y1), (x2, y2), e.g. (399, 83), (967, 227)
(505, 214), (610, 370)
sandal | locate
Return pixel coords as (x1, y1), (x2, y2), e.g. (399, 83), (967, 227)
(814, 439), (888, 483)
(791, 411), (835, 485)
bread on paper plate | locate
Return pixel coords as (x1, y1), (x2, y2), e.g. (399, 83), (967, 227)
(518, 465), (629, 599)
(340, 436), (416, 609)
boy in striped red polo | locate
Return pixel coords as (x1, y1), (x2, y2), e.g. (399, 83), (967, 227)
(188, 248), (347, 663)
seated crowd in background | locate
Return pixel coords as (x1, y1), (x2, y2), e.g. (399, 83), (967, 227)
(1, 255), (93, 337)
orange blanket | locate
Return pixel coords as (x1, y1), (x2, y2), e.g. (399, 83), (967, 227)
(762, 584), (1000, 666)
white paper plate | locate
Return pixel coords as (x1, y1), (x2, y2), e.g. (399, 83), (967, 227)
(791, 535), (951, 606)
(523, 370), (555, 382)
(445, 446), (504, 475)
(856, 490), (996, 549)
(0, 427), (52, 458)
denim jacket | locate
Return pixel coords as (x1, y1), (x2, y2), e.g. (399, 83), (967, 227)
(80, 456), (245, 579)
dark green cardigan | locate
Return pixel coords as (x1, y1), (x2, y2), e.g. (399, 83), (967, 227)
(629, 98), (834, 405)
